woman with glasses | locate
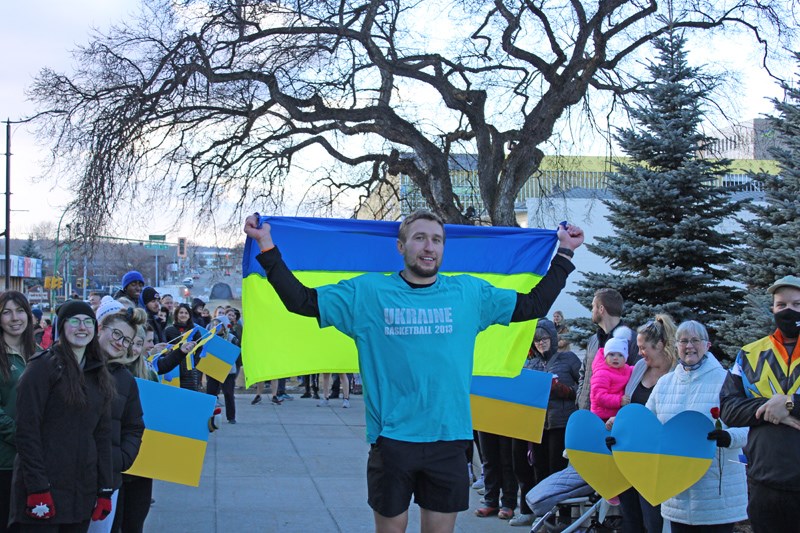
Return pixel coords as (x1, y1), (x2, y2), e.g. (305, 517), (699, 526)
(607, 314), (677, 533)
(644, 320), (748, 532)
(0, 292), (36, 531)
(11, 301), (116, 532)
(86, 306), (147, 533)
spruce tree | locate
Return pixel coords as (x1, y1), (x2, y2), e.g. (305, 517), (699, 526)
(573, 30), (743, 342)
(716, 52), (800, 353)
(19, 236), (43, 259)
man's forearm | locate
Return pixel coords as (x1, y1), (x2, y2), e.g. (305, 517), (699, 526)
(510, 254), (575, 322)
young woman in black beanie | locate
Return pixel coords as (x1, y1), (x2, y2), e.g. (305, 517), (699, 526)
(0, 291), (36, 532)
(10, 300), (115, 532)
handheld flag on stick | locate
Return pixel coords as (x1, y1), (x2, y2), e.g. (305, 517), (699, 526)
(470, 369), (552, 442)
(125, 378), (216, 486)
(241, 216), (558, 384)
(195, 327), (240, 382)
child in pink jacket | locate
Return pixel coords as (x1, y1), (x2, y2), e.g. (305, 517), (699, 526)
(590, 331), (633, 421)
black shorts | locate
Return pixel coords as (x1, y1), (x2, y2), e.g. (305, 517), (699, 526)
(366, 437), (471, 517)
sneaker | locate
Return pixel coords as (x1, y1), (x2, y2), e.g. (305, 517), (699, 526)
(271, 395), (283, 405)
(342, 399), (350, 408)
(250, 394), (262, 405)
(317, 398), (329, 407)
(278, 393), (294, 401)
(312, 392), (320, 400)
(509, 513), (535, 527)
(228, 419), (237, 424)
(477, 487), (485, 495)
(472, 477), (485, 490)
(300, 392), (312, 398)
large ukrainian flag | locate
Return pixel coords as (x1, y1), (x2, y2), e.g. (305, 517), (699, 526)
(241, 216), (557, 385)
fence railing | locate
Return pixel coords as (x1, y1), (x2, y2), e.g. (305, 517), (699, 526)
(398, 171), (764, 214)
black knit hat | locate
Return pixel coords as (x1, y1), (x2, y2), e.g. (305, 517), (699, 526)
(56, 300), (97, 339)
(140, 287), (160, 307)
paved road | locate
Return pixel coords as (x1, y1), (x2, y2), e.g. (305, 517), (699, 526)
(146, 392), (522, 532)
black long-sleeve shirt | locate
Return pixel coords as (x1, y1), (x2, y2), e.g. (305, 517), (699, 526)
(255, 246), (575, 322)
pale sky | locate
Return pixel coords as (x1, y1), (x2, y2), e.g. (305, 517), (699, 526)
(0, 1), (791, 245)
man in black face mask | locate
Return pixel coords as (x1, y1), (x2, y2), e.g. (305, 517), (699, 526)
(720, 275), (800, 533)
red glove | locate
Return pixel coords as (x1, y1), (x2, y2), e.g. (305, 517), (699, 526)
(26, 491), (56, 519)
(91, 496), (113, 521)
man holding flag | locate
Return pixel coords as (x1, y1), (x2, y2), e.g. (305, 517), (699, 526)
(243, 210), (583, 533)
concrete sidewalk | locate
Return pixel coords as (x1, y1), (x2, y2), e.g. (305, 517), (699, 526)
(146, 392), (524, 532)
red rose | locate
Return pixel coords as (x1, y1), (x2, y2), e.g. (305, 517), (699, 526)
(710, 407), (720, 419)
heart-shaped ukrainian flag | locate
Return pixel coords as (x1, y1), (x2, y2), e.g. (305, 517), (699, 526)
(565, 409), (631, 500)
(611, 403), (715, 506)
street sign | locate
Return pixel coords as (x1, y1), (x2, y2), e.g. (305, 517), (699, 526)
(145, 243), (169, 250)
(148, 234), (167, 241)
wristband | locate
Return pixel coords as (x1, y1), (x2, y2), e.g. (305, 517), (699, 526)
(557, 247), (574, 258)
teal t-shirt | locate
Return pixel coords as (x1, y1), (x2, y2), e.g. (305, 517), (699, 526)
(317, 272), (517, 443)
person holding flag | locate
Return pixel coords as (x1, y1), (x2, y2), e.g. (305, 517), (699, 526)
(243, 209), (583, 533)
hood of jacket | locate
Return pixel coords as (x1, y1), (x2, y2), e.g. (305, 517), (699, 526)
(534, 318), (559, 359)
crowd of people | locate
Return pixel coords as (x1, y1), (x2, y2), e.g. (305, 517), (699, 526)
(0, 270), (246, 533)
(0, 209), (793, 533)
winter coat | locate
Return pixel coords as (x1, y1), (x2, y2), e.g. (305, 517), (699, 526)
(576, 324), (638, 411)
(0, 351), (25, 470)
(157, 322), (203, 391)
(590, 348), (633, 420)
(11, 349), (113, 526)
(107, 363), (144, 489)
(646, 354), (748, 526)
(526, 320), (581, 430)
(720, 331), (800, 491)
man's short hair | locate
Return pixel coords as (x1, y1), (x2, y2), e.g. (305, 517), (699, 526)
(594, 288), (624, 318)
(398, 209), (445, 243)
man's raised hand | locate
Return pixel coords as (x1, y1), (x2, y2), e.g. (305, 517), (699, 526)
(244, 213), (274, 251)
(557, 222), (585, 251)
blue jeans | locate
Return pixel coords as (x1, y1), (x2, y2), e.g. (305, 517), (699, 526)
(618, 487), (662, 533)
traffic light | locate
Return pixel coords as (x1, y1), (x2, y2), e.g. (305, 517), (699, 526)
(44, 276), (52, 289)
(76, 278), (84, 289)
(54, 277), (64, 290)
(178, 237), (187, 258)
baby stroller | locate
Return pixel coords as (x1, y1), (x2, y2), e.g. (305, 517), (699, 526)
(526, 464), (623, 533)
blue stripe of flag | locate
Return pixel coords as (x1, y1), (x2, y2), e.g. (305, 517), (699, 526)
(243, 216), (557, 277)
(470, 368), (551, 409)
(135, 378), (216, 441)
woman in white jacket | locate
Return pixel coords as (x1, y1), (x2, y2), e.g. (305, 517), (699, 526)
(645, 320), (747, 533)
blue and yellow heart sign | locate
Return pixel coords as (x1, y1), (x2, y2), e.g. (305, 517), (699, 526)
(566, 404), (715, 506)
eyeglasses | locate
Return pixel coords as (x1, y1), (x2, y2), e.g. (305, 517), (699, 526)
(65, 317), (94, 328)
(110, 328), (133, 348)
(534, 337), (550, 343)
(677, 338), (707, 346)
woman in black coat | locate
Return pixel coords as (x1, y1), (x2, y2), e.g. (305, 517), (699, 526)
(158, 305), (201, 391)
(87, 307), (146, 533)
(11, 301), (116, 532)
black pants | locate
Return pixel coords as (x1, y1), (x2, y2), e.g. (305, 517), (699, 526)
(0, 470), (11, 533)
(618, 487), (662, 533)
(530, 428), (567, 483)
(111, 476), (153, 533)
(748, 479), (800, 533)
(477, 432), (516, 509)
(511, 439), (536, 515)
(303, 374), (318, 394)
(207, 373), (236, 421)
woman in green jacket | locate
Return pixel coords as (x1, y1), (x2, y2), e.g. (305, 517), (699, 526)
(0, 291), (36, 532)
